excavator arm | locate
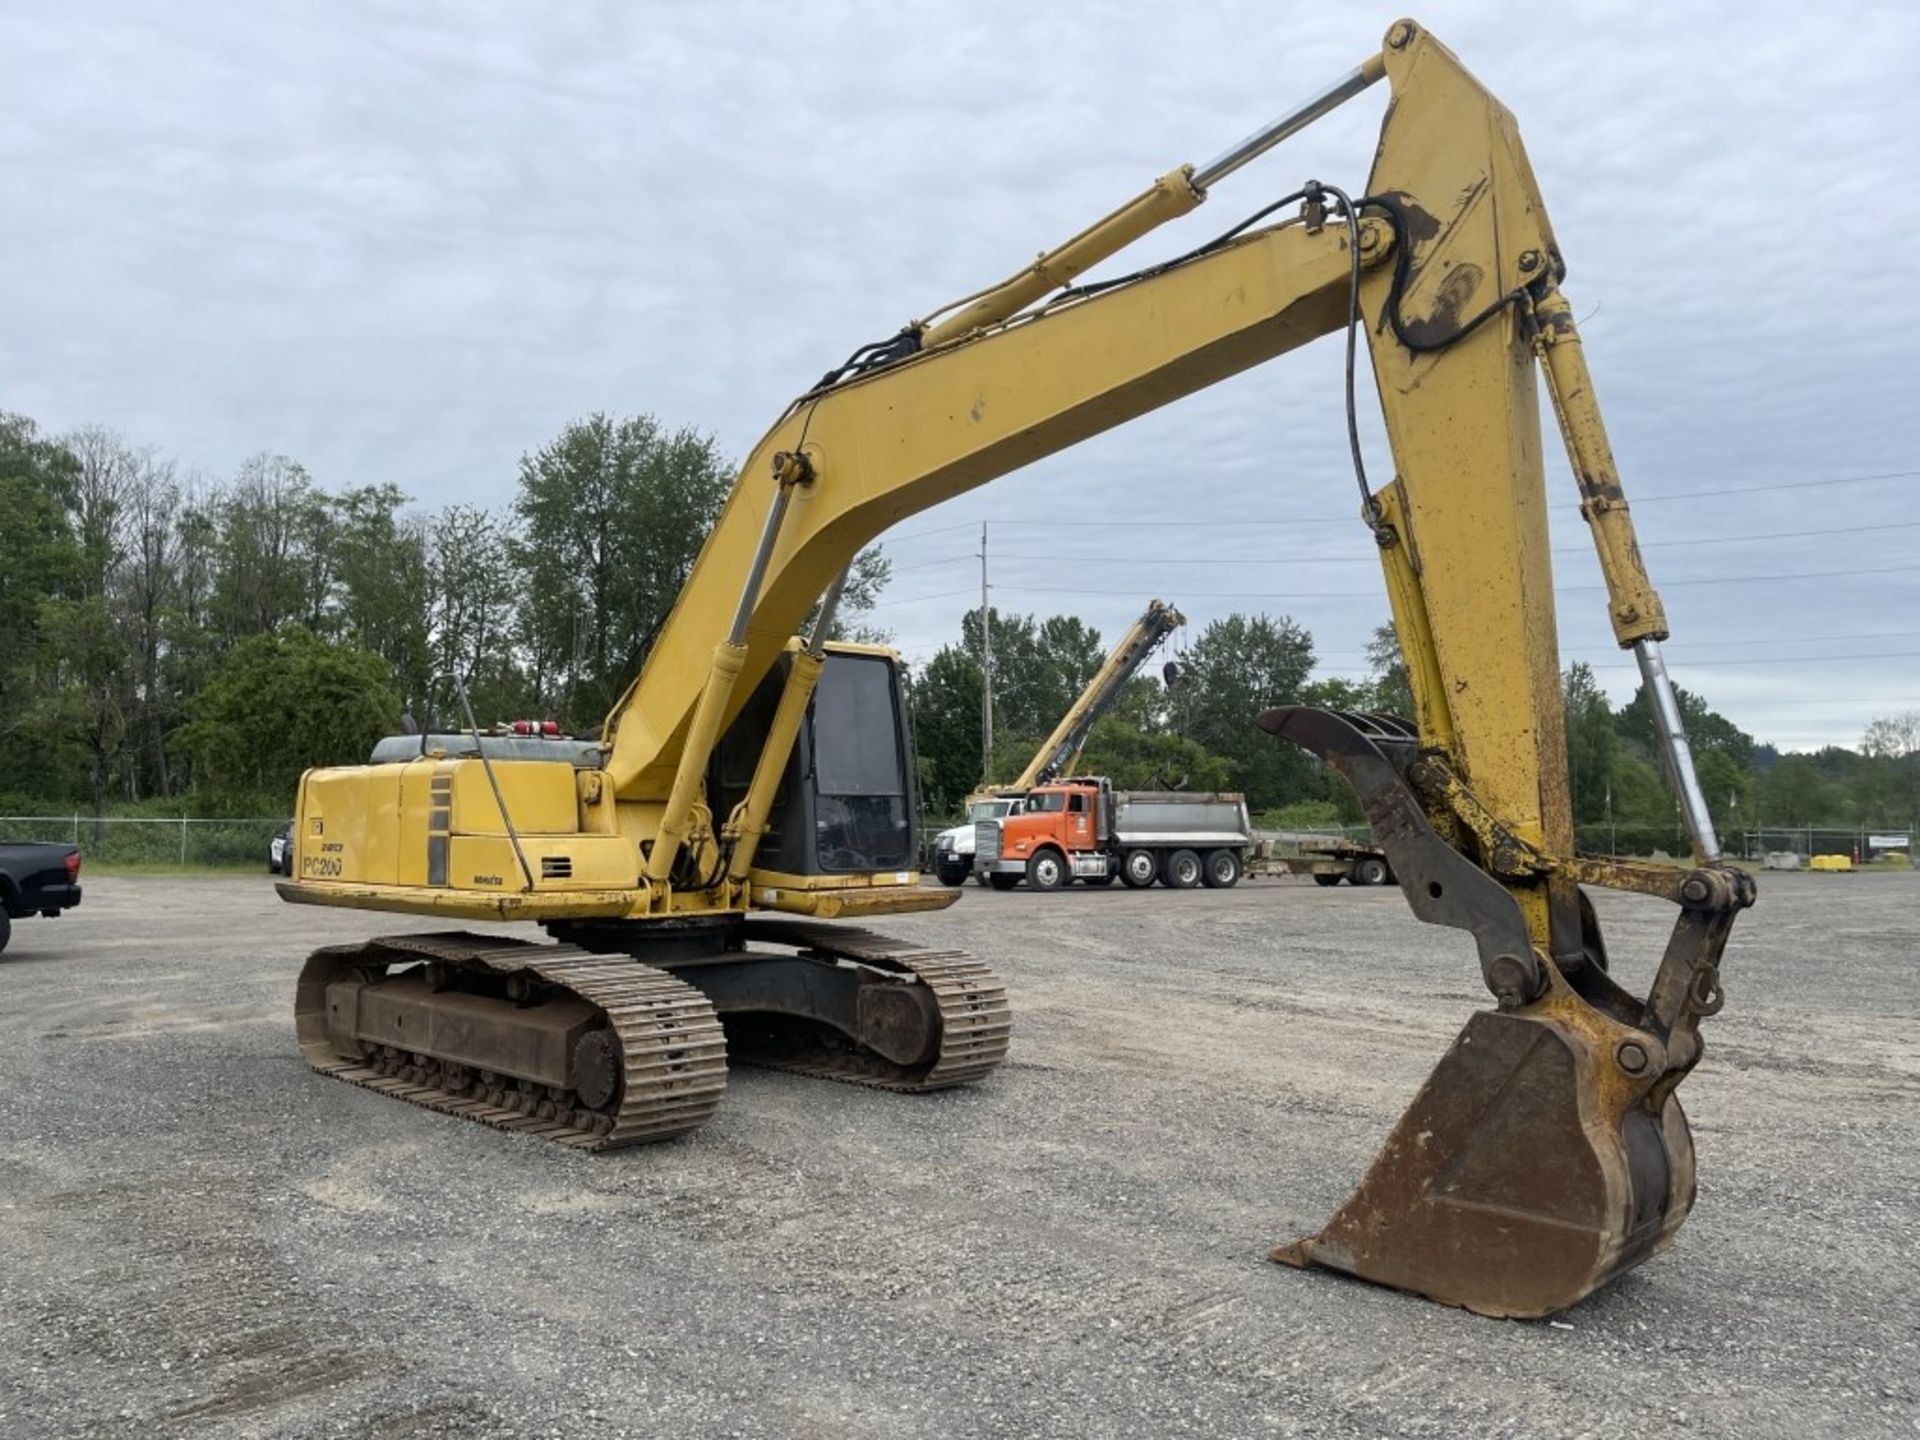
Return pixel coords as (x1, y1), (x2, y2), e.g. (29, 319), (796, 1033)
(590, 18), (1751, 1314)
(1009, 598), (1185, 792)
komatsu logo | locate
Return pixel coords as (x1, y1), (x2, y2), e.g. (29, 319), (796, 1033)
(472, 873), (504, 886)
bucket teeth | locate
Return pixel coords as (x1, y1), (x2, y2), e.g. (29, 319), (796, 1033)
(1274, 1006), (1694, 1318)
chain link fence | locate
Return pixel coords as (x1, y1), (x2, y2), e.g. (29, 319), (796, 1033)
(1730, 827), (1911, 865)
(14, 813), (1909, 873)
(0, 815), (285, 867)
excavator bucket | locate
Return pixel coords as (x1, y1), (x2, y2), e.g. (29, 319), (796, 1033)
(1272, 1002), (1694, 1317)
(1260, 704), (1743, 1317)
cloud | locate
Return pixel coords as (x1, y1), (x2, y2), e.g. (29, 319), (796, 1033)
(2, 0), (1916, 750)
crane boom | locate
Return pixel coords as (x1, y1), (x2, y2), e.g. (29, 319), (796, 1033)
(1009, 599), (1185, 792)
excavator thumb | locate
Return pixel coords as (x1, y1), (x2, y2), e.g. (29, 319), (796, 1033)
(1259, 706), (1747, 1317)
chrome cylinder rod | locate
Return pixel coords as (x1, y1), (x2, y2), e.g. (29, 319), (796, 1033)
(806, 564), (852, 658)
(1191, 54), (1387, 191)
(730, 479), (797, 646)
(1633, 639), (1722, 862)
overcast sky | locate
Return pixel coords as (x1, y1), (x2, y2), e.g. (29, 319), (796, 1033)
(4, 1), (1917, 753)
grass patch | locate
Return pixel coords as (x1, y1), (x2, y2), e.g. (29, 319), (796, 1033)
(83, 862), (271, 878)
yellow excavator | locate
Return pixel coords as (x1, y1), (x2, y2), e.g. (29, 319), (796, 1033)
(281, 19), (1752, 1318)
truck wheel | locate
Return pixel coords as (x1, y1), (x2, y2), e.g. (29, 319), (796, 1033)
(1162, 848), (1203, 889)
(1355, 856), (1391, 886)
(1120, 848), (1158, 888)
(934, 859), (971, 887)
(0, 910), (10, 954)
(1201, 849), (1242, 889)
(987, 873), (1021, 891)
(1312, 873), (1343, 887)
(1026, 849), (1068, 892)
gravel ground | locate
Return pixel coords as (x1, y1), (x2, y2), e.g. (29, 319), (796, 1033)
(0, 869), (1915, 1439)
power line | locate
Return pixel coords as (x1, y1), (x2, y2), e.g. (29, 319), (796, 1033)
(884, 553), (976, 574)
(974, 519), (1920, 567)
(1619, 468), (1920, 503)
(871, 586), (980, 609)
(1577, 563), (1920, 591)
(1589, 649), (1920, 671)
(883, 519), (997, 545)
(955, 563), (1920, 601)
(1614, 628), (1920, 649)
(873, 468), (1920, 544)
(1300, 628), (1920, 659)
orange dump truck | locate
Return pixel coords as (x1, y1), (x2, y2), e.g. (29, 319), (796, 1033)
(974, 777), (1251, 891)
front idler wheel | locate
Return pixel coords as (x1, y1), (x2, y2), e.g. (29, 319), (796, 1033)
(570, 1027), (623, 1112)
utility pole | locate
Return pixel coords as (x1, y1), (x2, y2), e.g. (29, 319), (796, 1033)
(979, 523), (993, 782)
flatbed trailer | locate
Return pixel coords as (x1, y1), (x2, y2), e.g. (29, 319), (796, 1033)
(1248, 835), (1394, 887)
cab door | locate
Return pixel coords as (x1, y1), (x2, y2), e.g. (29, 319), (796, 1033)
(1065, 789), (1094, 852)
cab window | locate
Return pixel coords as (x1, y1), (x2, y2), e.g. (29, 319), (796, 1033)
(1068, 793), (1088, 813)
(1026, 791), (1066, 813)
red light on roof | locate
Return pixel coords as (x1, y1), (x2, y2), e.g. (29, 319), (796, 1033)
(512, 720), (532, 735)
(542, 721), (560, 736)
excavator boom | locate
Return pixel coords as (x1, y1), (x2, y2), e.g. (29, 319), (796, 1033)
(279, 17), (1750, 1318)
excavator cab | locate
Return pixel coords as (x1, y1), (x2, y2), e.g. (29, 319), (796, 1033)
(711, 646), (921, 881)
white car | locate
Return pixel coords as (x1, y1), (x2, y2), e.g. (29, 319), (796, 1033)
(931, 796), (1024, 886)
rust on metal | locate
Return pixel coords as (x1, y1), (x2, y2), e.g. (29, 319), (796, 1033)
(1264, 703), (1751, 1317)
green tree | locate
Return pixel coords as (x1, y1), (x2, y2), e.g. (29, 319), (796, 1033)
(1754, 752), (1840, 829)
(212, 453), (322, 639)
(1180, 612), (1316, 810)
(1695, 747), (1752, 839)
(512, 413), (731, 726)
(177, 627), (399, 805)
(959, 607), (1105, 764)
(821, 547), (893, 643)
(427, 504), (526, 722)
(1860, 712), (1920, 827)
(908, 645), (985, 815)
(326, 484), (431, 710)
(1079, 713), (1229, 792)
(1365, 622), (1413, 716)
(0, 416), (82, 733)
(31, 596), (128, 815)
(1617, 682), (1755, 770)
(116, 452), (184, 797)
(1562, 662), (1617, 824)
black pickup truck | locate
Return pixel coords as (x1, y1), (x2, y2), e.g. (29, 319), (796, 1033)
(0, 842), (82, 954)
